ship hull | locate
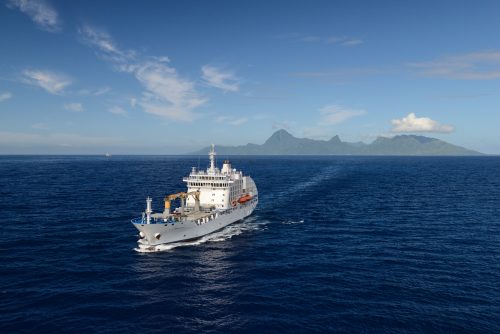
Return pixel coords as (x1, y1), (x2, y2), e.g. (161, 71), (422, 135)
(133, 198), (258, 247)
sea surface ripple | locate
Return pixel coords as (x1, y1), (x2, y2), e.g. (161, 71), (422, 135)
(1, 155), (499, 333)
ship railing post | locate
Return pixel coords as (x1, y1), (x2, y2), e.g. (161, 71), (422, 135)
(146, 197), (152, 224)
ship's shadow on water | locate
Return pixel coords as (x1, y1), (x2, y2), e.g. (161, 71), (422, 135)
(1, 155), (500, 333)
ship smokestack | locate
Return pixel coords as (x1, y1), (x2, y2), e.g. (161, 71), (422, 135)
(221, 160), (232, 174)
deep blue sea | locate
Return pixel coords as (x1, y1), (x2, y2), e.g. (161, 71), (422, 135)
(1, 155), (500, 333)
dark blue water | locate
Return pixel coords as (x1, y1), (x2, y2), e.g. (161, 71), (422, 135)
(1, 156), (500, 333)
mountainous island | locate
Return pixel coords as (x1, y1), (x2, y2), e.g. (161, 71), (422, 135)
(191, 129), (482, 156)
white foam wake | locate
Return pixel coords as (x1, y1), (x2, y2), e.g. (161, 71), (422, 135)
(286, 166), (339, 195)
(261, 165), (340, 210)
(282, 219), (304, 225)
(134, 217), (268, 253)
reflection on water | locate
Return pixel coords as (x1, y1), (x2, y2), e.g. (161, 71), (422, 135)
(130, 216), (268, 327)
(4, 156), (499, 332)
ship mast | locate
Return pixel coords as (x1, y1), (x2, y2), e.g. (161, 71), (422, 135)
(209, 144), (216, 173)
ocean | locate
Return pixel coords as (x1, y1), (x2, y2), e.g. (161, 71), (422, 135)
(1, 155), (499, 333)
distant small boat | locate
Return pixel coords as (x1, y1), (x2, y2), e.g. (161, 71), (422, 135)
(105, 153), (112, 157)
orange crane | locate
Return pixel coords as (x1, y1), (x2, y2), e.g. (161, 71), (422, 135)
(164, 191), (200, 214)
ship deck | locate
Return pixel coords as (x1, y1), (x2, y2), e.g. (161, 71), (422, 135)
(132, 208), (218, 225)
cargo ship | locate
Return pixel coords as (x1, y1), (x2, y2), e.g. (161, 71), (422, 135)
(132, 145), (258, 251)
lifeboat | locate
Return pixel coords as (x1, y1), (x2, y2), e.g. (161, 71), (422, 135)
(237, 194), (253, 204)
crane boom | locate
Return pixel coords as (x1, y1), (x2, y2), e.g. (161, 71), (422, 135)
(164, 191), (200, 214)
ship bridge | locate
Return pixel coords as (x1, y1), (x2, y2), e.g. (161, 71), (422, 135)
(183, 144), (252, 210)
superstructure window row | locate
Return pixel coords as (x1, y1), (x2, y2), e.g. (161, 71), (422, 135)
(189, 182), (229, 188)
(190, 175), (228, 180)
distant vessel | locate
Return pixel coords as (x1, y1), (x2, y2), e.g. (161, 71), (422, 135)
(105, 153), (111, 157)
(132, 144), (258, 250)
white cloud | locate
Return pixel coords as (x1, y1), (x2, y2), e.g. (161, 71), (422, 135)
(391, 113), (454, 133)
(0, 92), (13, 102)
(22, 69), (72, 94)
(201, 65), (239, 92)
(133, 61), (206, 121)
(63, 102), (84, 112)
(7, 0), (60, 32)
(319, 105), (365, 125)
(78, 25), (205, 121)
(411, 51), (500, 80)
(108, 106), (127, 116)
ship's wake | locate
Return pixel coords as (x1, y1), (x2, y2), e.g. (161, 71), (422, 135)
(260, 165), (340, 210)
(286, 166), (339, 195)
(134, 217), (268, 253)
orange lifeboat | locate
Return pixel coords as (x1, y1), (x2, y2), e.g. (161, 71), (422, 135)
(237, 194), (253, 204)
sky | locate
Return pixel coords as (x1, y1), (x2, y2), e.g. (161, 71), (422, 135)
(1, 0), (500, 154)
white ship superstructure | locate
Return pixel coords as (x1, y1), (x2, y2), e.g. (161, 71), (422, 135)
(132, 145), (258, 250)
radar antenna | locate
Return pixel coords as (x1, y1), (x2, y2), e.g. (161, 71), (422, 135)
(209, 144), (216, 173)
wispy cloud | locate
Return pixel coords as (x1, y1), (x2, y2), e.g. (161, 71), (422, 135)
(319, 105), (366, 125)
(429, 93), (493, 100)
(130, 97), (137, 108)
(298, 105), (365, 140)
(325, 36), (343, 44)
(201, 65), (239, 92)
(7, 0), (60, 32)
(22, 69), (72, 94)
(326, 36), (363, 46)
(215, 115), (248, 126)
(300, 35), (322, 42)
(0, 131), (123, 147)
(63, 102), (84, 112)
(132, 60), (206, 121)
(301, 126), (338, 140)
(341, 39), (363, 47)
(411, 51), (500, 80)
(276, 33), (363, 47)
(391, 113), (454, 133)
(78, 24), (134, 62)
(31, 122), (49, 130)
(0, 92), (13, 102)
(78, 86), (111, 96)
(290, 68), (382, 82)
(230, 118), (247, 126)
(78, 24), (205, 121)
(272, 121), (293, 131)
(108, 106), (127, 116)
